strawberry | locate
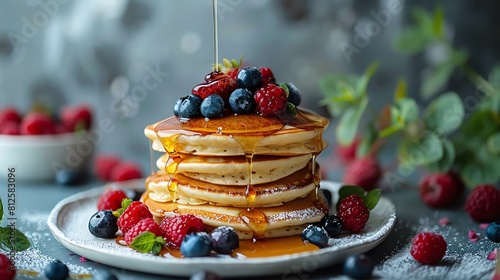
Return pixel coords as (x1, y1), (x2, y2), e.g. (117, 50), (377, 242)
(337, 195), (369, 234)
(192, 71), (237, 101)
(116, 199), (152, 234)
(20, 112), (55, 135)
(159, 214), (206, 247)
(60, 104), (92, 132)
(124, 218), (165, 255)
(97, 189), (128, 211)
(410, 232), (447, 265)
(419, 173), (461, 208)
(254, 84), (288, 116)
(464, 185), (500, 223)
(343, 157), (381, 191)
(94, 154), (122, 181)
(0, 107), (21, 127)
(259, 67), (276, 86)
(110, 161), (143, 182)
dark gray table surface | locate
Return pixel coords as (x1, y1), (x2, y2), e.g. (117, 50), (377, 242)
(3, 174), (498, 280)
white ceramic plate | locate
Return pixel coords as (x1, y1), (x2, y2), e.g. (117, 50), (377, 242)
(47, 180), (396, 278)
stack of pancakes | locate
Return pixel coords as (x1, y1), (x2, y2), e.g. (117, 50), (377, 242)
(142, 110), (330, 239)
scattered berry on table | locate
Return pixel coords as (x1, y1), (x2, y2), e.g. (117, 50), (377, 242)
(321, 215), (343, 238)
(180, 232), (213, 258)
(236, 66), (262, 91)
(285, 82), (301, 106)
(20, 112), (55, 135)
(210, 226), (240, 254)
(301, 224), (329, 248)
(419, 172), (461, 208)
(177, 94), (203, 119)
(254, 83), (288, 116)
(44, 260), (70, 280)
(192, 72), (237, 101)
(159, 214), (206, 247)
(335, 137), (359, 164)
(447, 170), (465, 197)
(0, 107), (22, 126)
(109, 161), (143, 182)
(259, 67), (276, 86)
(190, 270), (221, 280)
(410, 232), (447, 265)
(343, 157), (381, 191)
(229, 88), (254, 114)
(88, 210), (118, 239)
(343, 254), (375, 279)
(55, 169), (81, 186)
(486, 222), (500, 243)
(0, 121), (20, 135)
(117, 200), (152, 234)
(94, 154), (122, 181)
(200, 94), (225, 119)
(337, 195), (370, 234)
(0, 253), (15, 280)
(93, 270), (119, 280)
(60, 104), (93, 132)
(124, 218), (164, 245)
(464, 184), (500, 223)
(97, 189), (128, 211)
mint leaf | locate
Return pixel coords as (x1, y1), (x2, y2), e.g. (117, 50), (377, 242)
(423, 91), (464, 134)
(356, 61), (379, 96)
(279, 83), (290, 97)
(336, 97), (368, 145)
(0, 198), (3, 224)
(427, 139), (455, 172)
(0, 227), (30, 252)
(114, 198), (134, 217)
(356, 123), (378, 158)
(487, 133), (500, 156)
(364, 189), (382, 210)
(432, 6), (444, 37)
(401, 132), (443, 166)
(393, 78), (407, 101)
(336, 185), (365, 210)
(130, 232), (165, 255)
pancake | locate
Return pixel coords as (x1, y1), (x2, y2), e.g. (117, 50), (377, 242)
(155, 153), (312, 185)
(141, 189), (329, 240)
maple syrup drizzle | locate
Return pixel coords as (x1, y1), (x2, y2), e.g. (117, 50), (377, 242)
(212, 0), (219, 71)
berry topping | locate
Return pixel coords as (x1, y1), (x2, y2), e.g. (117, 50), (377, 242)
(228, 88), (254, 114)
(259, 67), (276, 86)
(177, 94), (203, 119)
(55, 169), (81, 186)
(410, 232), (447, 265)
(236, 66), (262, 91)
(337, 195), (370, 234)
(44, 260), (69, 280)
(320, 215), (343, 238)
(301, 224), (329, 248)
(60, 104), (93, 132)
(116, 200), (153, 234)
(20, 112), (55, 135)
(419, 172), (462, 208)
(285, 82), (301, 106)
(109, 161), (143, 182)
(190, 271), (221, 280)
(192, 72), (237, 101)
(180, 232), (213, 258)
(200, 94), (225, 119)
(343, 157), (381, 191)
(88, 210), (119, 239)
(343, 254), (375, 279)
(124, 218), (164, 245)
(254, 83), (288, 116)
(0, 107), (21, 126)
(209, 226), (240, 254)
(227, 68), (239, 81)
(97, 189), (128, 211)
(464, 184), (500, 223)
(159, 214), (206, 247)
(94, 154), (122, 182)
(486, 222), (500, 243)
(0, 253), (15, 280)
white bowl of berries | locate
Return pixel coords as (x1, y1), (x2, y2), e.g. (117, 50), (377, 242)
(0, 105), (95, 182)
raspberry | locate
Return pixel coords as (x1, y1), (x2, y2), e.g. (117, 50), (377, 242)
(159, 214), (206, 247)
(259, 67), (276, 86)
(117, 200), (152, 234)
(20, 112), (55, 135)
(419, 172), (461, 208)
(464, 185), (500, 223)
(110, 161), (143, 182)
(0, 107), (21, 127)
(60, 104), (93, 132)
(254, 84), (288, 116)
(97, 189), (128, 211)
(94, 154), (122, 181)
(335, 137), (359, 163)
(410, 232), (447, 265)
(227, 68), (239, 80)
(343, 157), (381, 191)
(0, 253), (15, 280)
(124, 218), (163, 245)
(0, 121), (20, 135)
(192, 71), (237, 101)
(337, 195), (369, 233)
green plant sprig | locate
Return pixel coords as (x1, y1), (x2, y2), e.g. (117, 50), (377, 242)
(0, 198), (31, 252)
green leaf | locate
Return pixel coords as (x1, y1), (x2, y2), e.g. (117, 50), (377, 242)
(423, 91), (464, 134)
(401, 132), (444, 166)
(0, 198), (3, 224)
(393, 78), (407, 101)
(397, 98), (419, 123)
(355, 61), (379, 97)
(432, 6), (444, 37)
(461, 110), (499, 139)
(393, 27), (430, 55)
(488, 64), (500, 86)
(130, 232), (166, 255)
(379, 123), (404, 138)
(487, 133), (500, 155)
(319, 74), (359, 116)
(336, 97), (368, 145)
(460, 157), (500, 188)
(421, 61), (454, 99)
(279, 83), (290, 97)
(336, 185), (365, 210)
(0, 227), (31, 252)
(113, 198), (134, 217)
(427, 138), (455, 172)
(356, 123), (378, 157)
(364, 189), (382, 210)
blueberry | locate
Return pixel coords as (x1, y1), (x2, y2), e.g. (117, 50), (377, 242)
(210, 226), (239, 254)
(200, 94), (225, 119)
(301, 224), (329, 248)
(190, 271), (221, 280)
(236, 67), (262, 91)
(178, 94), (202, 119)
(343, 254), (375, 279)
(55, 169), (80, 186)
(229, 88), (254, 114)
(94, 270), (119, 280)
(486, 221), (500, 242)
(173, 98), (182, 117)
(180, 232), (212, 257)
(321, 215), (343, 238)
(88, 210), (118, 239)
(44, 260), (69, 280)
(285, 82), (301, 106)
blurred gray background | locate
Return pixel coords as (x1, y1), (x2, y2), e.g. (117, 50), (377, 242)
(0, 0), (498, 178)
